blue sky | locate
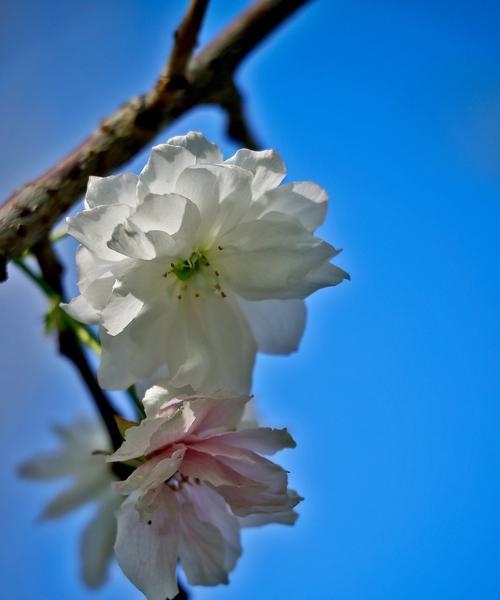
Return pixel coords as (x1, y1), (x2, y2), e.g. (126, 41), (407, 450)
(0, 1), (499, 599)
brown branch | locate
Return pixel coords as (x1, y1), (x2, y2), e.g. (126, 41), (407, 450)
(218, 82), (260, 150)
(165, 0), (210, 82)
(0, 0), (309, 278)
(33, 239), (124, 453)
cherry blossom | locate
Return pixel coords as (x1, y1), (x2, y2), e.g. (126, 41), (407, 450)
(64, 132), (349, 392)
(108, 384), (301, 600)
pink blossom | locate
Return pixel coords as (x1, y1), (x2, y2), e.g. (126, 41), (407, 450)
(108, 384), (301, 600)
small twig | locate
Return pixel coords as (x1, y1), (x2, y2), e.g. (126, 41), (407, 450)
(164, 0), (210, 83)
(128, 385), (146, 419)
(32, 239), (123, 452)
(218, 81), (260, 150)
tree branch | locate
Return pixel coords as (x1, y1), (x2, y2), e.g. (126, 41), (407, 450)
(0, 0), (309, 279)
(32, 239), (124, 453)
(218, 82), (260, 150)
(175, 580), (189, 600)
(165, 0), (210, 83)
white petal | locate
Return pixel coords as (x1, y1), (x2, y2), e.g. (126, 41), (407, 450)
(238, 298), (306, 354)
(85, 173), (139, 209)
(142, 382), (176, 417)
(61, 295), (99, 325)
(108, 259), (167, 305)
(110, 408), (194, 462)
(178, 497), (229, 586)
(74, 246), (115, 312)
(184, 484), (241, 573)
(209, 452), (293, 517)
(255, 181), (327, 232)
(67, 204), (131, 260)
(217, 216), (336, 300)
(224, 148), (285, 198)
(137, 143), (196, 198)
(167, 131), (223, 164)
(19, 421), (110, 480)
(238, 509), (298, 527)
(206, 427), (296, 456)
(174, 166), (219, 236)
(188, 396), (249, 438)
(18, 451), (75, 480)
(238, 491), (301, 527)
(107, 219), (156, 260)
(164, 291), (256, 394)
(114, 448), (185, 495)
(41, 472), (110, 518)
(115, 490), (180, 600)
(132, 193), (199, 237)
(197, 164), (253, 242)
(100, 292), (144, 336)
(130, 193), (201, 258)
(97, 306), (169, 390)
(81, 492), (122, 588)
(180, 449), (260, 488)
(302, 260), (350, 294)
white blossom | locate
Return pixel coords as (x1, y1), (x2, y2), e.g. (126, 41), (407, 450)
(19, 421), (122, 588)
(108, 384), (301, 600)
(64, 131), (349, 392)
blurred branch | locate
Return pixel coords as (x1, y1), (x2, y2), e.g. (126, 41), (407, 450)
(0, 0), (309, 279)
(175, 581), (189, 600)
(164, 0), (210, 83)
(32, 239), (124, 453)
(218, 81), (260, 150)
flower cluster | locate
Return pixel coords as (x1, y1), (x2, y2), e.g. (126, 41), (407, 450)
(22, 133), (347, 599)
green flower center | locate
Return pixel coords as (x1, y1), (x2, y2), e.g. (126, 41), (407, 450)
(172, 251), (209, 281)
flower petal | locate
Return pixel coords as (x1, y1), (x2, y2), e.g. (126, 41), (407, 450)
(61, 294), (99, 325)
(41, 471), (110, 518)
(100, 292), (144, 336)
(110, 408), (195, 462)
(85, 173), (139, 209)
(81, 491), (122, 588)
(164, 291), (256, 394)
(131, 193), (200, 238)
(224, 148), (286, 198)
(174, 166), (219, 236)
(183, 483), (241, 573)
(198, 164), (253, 242)
(67, 204), (131, 260)
(181, 448), (262, 488)
(188, 395), (249, 438)
(238, 490), (302, 527)
(115, 490), (180, 600)
(97, 306), (169, 390)
(138, 143), (196, 198)
(114, 448), (185, 495)
(178, 497), (229, 586)
(237, 298), (306, 354)
(301, 260), (351, 294)
(217, 216), (336, 300)
(167, 131), (223, 164)
(73, 246), (115, 313)
(255, 181), (327, 232)
(107, 219), (157, 260)
(203, 451), (293, 517)
(18, 421), (109, 479)
(204, 427), (296, 456)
